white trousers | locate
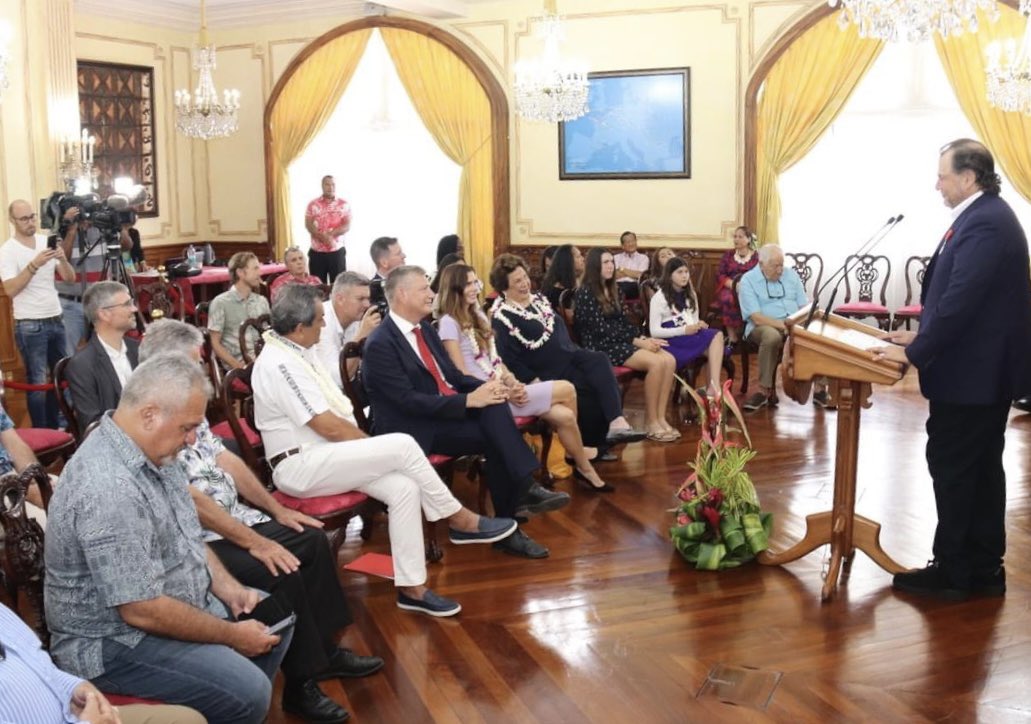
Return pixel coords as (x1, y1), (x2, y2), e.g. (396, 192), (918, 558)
(272, 432), (462, 587)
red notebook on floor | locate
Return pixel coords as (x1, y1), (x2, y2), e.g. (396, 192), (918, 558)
(343, 553), (394, 580)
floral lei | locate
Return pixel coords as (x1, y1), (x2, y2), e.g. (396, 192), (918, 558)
(464, 327), (503, 379)
(489, 293), (555, 350)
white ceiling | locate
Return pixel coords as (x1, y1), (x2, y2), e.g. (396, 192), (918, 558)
(73, 0), (490, 31)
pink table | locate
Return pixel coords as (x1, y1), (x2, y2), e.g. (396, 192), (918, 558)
(131, 263), (286, 313)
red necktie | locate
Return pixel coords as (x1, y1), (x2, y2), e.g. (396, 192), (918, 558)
(412, 327), (455, 396)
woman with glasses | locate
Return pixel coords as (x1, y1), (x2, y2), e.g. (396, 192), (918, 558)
(711, 226), (759, 343)
(574, 248), (679, 442)
(648, 256), (726, 394)
(437, 264), (611, 491)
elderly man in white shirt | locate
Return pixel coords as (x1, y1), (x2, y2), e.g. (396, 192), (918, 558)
(65, 281), (140, 430)
(315, 271), (382, 388)
(253, 283), (517, 618)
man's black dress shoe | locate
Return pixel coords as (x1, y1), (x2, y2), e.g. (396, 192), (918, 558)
(315, 647), (385, 680)
(1014, 397), (1031, 413)
(492, 528), (549, 558)
(971, 566), (1006, 597)
(283, 679), (350, 723)
(514, 482), (571, 520)
(892, 560), (969, 601)
(605, 427), (647, 445)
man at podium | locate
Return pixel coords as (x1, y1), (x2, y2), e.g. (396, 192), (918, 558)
(874, 139), (1031, 601)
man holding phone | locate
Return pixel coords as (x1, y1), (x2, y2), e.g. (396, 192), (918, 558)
(0, 200), (75, 428)
(316, 271), (381, 387)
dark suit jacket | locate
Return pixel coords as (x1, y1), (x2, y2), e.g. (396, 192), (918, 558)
(66, 334), (140, 429)
(906, 193), (1031, 404)
(362, 315), (484, 449)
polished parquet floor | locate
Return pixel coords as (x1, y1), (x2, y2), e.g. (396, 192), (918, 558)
(270, 368), (1031, 723)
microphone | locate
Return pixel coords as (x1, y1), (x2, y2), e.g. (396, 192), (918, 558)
(803, 215), (899, 328)
(817, 214), (904, 324)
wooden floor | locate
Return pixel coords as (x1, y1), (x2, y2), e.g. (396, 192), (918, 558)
(270, 368), (1031, 723)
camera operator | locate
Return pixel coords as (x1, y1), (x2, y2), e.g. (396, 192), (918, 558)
(0, 200), (75, 429)
(120, 211), (147, 272)
(59, 206), (131, 352)
(315, 271), (382, 388)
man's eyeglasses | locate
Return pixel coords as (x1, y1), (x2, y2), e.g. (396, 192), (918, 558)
(13, 213), (36, 222)
(102, 299), (137, 310)
(765, 279), (786, 299)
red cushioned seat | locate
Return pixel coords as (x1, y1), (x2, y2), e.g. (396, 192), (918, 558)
(895, 304), (922, 316)
(513, 416), (536, 426)
(272, 490), (369, 516)
(210, 419), (261, 447)
(16, 428), (74, 453)
(104, 694), (164, 706)
(834, 301), (889, 314)
(612, 365), (634, 376)
(427, 453), (454, 466)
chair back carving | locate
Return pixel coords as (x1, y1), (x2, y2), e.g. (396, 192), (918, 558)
(193, 301), (210, 328)
(220, 364), (269, 486)
(340, 341), (371, 433)
(52, 357), (80, 442)
(239, 314), (271, 365)
(0, 464), (52, 647)
(903, 255), (931, 305)
(842, 254), (891, 306)
(786, 252), (824, 297)
(135, 279), (185, 323)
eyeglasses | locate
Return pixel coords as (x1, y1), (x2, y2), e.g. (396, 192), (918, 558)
(13, 213), (36, 222)
(765, 279), (785, 299)
(102, 299), (137, 310)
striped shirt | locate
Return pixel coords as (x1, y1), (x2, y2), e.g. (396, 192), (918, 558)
(0, 603), (83, 724)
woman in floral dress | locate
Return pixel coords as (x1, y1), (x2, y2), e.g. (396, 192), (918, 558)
(711, 226), (759, 342)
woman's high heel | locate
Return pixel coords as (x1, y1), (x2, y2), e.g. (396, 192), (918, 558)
(573, 467), (614, 493)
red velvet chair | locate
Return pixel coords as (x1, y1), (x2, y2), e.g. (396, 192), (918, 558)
(892, 255), (930, 331)
(0, 379), (76, 466)
(833, 253), (892, 331)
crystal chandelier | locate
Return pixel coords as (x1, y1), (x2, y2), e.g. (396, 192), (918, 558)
(986, 1), (1031, 114)
(828, 0), (1000, 42)
(58, 129), (98, 194)
(174, 0), (240, 139)
(513, 1), (589, 123)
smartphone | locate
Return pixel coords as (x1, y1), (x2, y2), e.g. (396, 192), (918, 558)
(265, 612), (296, 635)
(46, 235), (58, 250)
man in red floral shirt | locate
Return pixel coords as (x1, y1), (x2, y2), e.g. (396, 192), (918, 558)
(304, 175), (351, 283)
(270, 246), (323, 302)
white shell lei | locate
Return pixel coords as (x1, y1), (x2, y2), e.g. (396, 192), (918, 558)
(464, 327), (503, 379)
(490, 294), (555, 350)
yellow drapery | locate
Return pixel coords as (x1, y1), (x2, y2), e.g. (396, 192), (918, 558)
(934, 7), (1031, 203)
(755, 16), (882, 243)
(380, 28), (494, 281)
(268, 29), (372, 256)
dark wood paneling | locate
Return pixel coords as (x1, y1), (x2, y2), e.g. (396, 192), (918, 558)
(141, 241), (272, 269)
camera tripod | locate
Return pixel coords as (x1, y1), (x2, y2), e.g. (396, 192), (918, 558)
(77, 228), (146, 331)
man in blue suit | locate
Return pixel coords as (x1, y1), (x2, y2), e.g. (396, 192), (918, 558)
(363, 266), (570, 559)
(875, 139), (1031, 600)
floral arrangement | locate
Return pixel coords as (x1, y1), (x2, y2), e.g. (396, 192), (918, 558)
(670, 378), (772, 570)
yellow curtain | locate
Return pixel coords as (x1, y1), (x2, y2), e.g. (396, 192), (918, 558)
(268, 29), (372, 256)
(380, 28), (494, 281)
(755, 16), (883, 243)
(934, 7), (1031, 203)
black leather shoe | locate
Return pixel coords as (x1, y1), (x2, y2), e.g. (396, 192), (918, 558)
(514, 482), (570, 519)
(573, 467), (614, 493)
(971, 566), (1006, 597)
(892, 560), (969, 601)
(605, 427), (647, 445)
(1014, 397), (1031, 413)
(315, 647), (385, 680)
(493, 528), (549, 558)
(283, 679), (350, 723)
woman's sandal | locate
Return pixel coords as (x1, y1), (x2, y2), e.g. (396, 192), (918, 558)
(646, 429), (679, 443)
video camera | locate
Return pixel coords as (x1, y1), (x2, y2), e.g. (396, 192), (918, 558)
(369, 278), (389, 317)
(40, 192), (139, 258)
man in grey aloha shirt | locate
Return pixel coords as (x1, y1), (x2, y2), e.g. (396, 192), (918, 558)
(43, 353), (291, 724)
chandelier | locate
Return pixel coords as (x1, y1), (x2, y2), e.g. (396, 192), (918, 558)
(986, 0), (1031, 114)
(828, 0), (1000, 42)
(513, 1), (589, 123)
(174, 0), (240, 139)
(59, 129), (98, 194)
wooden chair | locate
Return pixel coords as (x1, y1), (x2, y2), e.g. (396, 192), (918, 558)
(833, 254), (893, 331)
(786, 252), (824, 298)
(238, 314), (271, 365)
(892, 255), (930, 330)
(0, 464), (52, 645)
(0, 380), (76, 467)
(135, 278), (185, 323)
(51, 357), (80, 442)
(219, 364), (370, 559)
(341, 340), (493, 562)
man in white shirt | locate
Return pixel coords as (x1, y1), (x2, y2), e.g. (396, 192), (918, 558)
(315, 271), (381, 388)
(65, 281), (140, 430)
(253, 284), (517, 618)
(0, 199), (76, 428)
(613, 231), (650, 300)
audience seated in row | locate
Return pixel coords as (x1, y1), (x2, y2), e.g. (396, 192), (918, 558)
(253, 284), (523, 616)
(270, 245), (322, 303)
(315, 271), (382, 388)
(208, 252), (270, 371)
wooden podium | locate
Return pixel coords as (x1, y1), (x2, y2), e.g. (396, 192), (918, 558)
(758, 309), (908, 600)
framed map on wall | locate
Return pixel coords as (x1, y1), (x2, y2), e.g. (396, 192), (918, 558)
(558, 67), (690, 180)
